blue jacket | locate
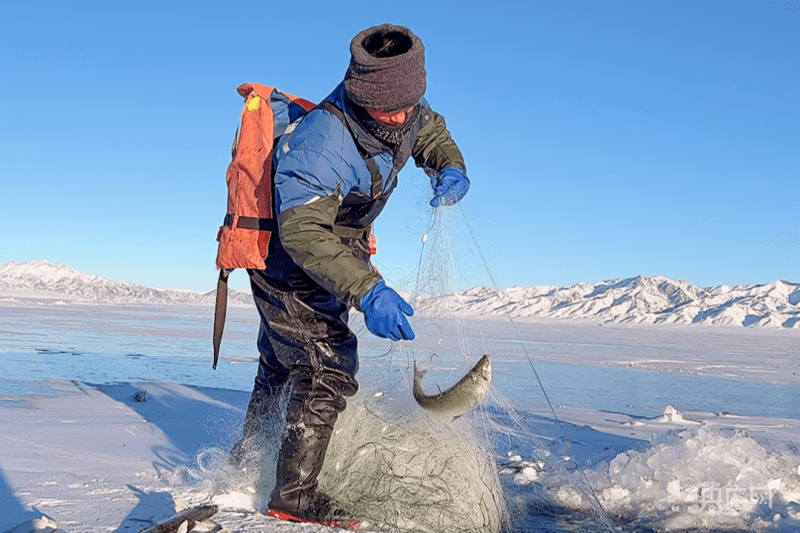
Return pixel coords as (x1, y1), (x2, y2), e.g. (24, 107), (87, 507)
(271, 82), (465, 308)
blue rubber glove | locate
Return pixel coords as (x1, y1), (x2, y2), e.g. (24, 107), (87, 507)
(360, 281), (415, 341)
(430, 167), (470, 207)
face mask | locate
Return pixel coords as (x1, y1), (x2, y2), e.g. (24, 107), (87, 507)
(351, 101), (421, 148)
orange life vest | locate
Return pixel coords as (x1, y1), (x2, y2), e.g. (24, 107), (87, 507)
(216, 83), (315, 270)
(213, 84), (315, 368)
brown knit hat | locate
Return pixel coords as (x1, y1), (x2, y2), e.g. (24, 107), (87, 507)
(344, 24), (427, 112)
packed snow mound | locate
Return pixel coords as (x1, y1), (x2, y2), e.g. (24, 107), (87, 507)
(416, 275), (800, 328)
(0, 259), (253, 307)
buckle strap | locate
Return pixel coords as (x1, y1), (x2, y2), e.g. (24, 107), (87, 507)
(224, 213), (366, 240)
(223, 213), (278, 232)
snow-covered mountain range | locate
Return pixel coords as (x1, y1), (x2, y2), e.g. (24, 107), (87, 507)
(415, 276), (800, 328)
(0, 260), (253, 307)
(1, 260), (798, 328)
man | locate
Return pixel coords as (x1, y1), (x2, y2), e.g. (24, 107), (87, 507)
(234, 23), (470, 526)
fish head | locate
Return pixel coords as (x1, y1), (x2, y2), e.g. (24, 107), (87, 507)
(476, 354), (492, 382)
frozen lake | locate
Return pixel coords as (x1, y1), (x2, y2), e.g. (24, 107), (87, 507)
(2, 300), (798, 420)
(2, 299), (800, 532)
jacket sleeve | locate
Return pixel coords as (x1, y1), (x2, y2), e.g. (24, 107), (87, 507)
(412, 110), (466, 176)
(277, 195), (382, 310)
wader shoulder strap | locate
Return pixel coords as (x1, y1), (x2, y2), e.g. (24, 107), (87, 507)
(318, 101), (383, 198)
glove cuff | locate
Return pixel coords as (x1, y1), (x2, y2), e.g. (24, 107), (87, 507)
(359, 279), (385, 312)
(439, 167), (467, 180)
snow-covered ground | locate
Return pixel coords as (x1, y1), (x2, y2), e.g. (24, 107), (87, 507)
(2, 260), (800, 532)
(2, 296), (800, 533)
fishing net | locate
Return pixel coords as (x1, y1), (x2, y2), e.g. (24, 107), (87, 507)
(322, 390), (505, 533)
(322, 204), (618, 532)
(171, 393), (287, 506)
(173, 199), (619, 532)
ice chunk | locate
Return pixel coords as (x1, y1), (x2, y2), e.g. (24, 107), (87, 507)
(558, 426), (800, 529)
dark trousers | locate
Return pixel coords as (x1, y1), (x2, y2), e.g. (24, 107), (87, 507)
(242, 234), (361, 442)
(244, 243), (361, 514)
(247, 266), (359, 400)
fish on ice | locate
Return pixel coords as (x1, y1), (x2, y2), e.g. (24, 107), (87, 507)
(139, 505), (219, 533)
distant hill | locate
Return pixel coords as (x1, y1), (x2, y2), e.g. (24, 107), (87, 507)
(1, 260), (798, 328)
(415, 275), (800, 328)
(0, 259), (253, 307)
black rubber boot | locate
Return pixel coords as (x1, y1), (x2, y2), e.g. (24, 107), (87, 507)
(267, 368), (358, 527)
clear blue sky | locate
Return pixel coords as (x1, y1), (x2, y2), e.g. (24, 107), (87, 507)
(1, 0), (797, 292)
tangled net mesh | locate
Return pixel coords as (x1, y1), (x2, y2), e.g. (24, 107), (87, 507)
(321, 388), (506, 533)
(170, 393), (288, 503)
(316, 205), (614, 532)
(173, 202), (617, 532)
